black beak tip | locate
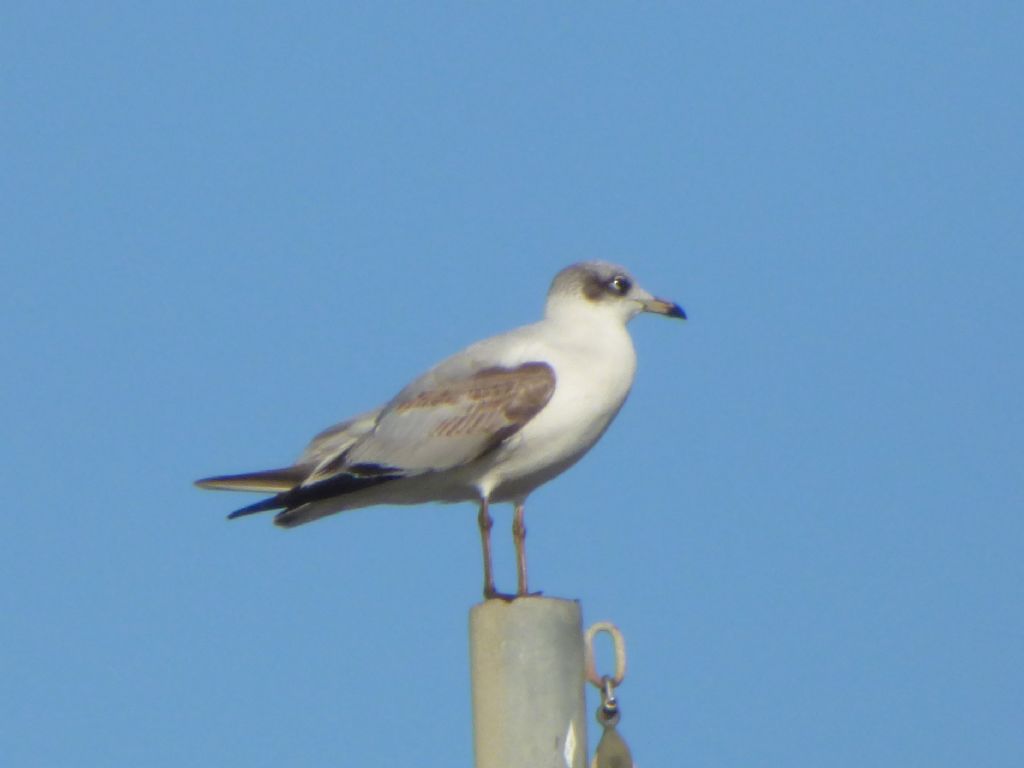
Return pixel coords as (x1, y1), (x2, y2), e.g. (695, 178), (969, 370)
(669, 303), (687, 320)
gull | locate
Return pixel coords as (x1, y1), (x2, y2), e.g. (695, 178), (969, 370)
(196, 261), (685, 599)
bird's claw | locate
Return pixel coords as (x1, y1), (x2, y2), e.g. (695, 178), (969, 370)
(483, 589), (517, 602)
(482, 588), (544, 602)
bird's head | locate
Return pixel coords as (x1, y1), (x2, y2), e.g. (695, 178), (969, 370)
(545, 261), (686, 324)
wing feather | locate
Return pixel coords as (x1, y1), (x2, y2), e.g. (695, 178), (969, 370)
(307, 362), (555, 482)
(198, 362), (555, 522)
(296, 407), (381, 465)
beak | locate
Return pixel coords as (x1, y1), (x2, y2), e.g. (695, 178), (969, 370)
(642, 296), (687, 320)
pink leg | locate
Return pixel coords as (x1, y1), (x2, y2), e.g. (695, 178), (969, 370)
(513, 502), (528, 596)
(478, 499), (498, 599)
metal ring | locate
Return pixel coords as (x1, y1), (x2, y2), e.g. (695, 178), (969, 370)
(584, 621), (627, 689)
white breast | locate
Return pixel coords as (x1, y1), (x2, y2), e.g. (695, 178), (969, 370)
(478, 314), (638, 499)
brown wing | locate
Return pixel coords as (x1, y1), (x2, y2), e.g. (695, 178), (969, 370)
(306, 362), (555, 482)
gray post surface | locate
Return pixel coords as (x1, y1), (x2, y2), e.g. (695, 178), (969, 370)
(469, 597), (588, 768)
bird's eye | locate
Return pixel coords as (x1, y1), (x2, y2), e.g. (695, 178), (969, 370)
(607, 275), (632, 295)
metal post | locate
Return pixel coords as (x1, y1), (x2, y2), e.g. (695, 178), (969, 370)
(469, 596), (588, 768)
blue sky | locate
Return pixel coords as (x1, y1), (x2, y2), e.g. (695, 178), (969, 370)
(3, 3), (1022, 766)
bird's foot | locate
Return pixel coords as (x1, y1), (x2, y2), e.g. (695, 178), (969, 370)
(483, 588), (518, 602)
(482, 588), (544, 602)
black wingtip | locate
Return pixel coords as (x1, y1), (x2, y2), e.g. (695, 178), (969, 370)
(224, 470), (404, 522)
(226, 495), (286, 519)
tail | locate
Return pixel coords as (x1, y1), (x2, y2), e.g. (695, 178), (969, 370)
(195, 467), (308, 494)
(196, 466), (404, 523)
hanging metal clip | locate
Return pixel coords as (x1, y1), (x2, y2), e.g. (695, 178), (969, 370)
(585, 622), (634, 768)
(585, 621), (627, 690)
